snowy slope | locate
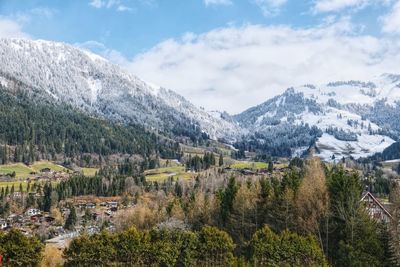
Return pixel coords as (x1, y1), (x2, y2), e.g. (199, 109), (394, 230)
(0, 38), (240, 141)
(235, 77), (400, 161)
(1, 38), (398, 160)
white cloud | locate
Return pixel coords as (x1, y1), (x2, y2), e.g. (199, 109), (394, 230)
(117, 5), (133, 12)
(382, 1), (400, 34)
(0, 7), (56, 39)
(313, 0), (391, 13)
(204, 0), (233, 6)
(89, 0), (133, 12)
(314, 0), (368, 13)
(0, 17), (30, 39)
(90, 0), (105, 8)
(254, 0), (287, 16)
(122, 18), (400, 113)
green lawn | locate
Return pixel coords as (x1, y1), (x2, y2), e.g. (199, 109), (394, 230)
(145, 166), (193, 182)
(0, 161), (69, 178)
(0, 163), (33, 177)
(31, 161), (67, 172)
(230, 161), (268, 169)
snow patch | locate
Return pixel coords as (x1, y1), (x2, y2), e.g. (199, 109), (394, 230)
(87, 77), (102, 105)
(317, 133), (395, 161)
(0, 76), (8, 87)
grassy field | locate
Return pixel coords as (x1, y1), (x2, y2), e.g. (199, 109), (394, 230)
(230, 161), (268, 169)
(144, 166), (192, 182)
(81, 167), (99, 176)
(230, 161), (289, 170)
(0, 163), (33, 177)
(0, 161), (69, 178)
(31, 161), (67, 172)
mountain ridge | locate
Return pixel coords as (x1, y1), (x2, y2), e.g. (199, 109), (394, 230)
(0, 38), (241, 142)
(1, 38), (400, 161)
(234, 76), (400, 160)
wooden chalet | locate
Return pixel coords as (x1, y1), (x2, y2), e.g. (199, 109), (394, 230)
(361, 191), (392, 223)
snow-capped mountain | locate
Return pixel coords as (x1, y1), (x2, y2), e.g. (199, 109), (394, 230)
(235, 76), (400, 161)
(1, 38), (399, 161)
(0, 38), (240, 141)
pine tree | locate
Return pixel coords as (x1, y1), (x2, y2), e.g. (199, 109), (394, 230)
(42, 182), (52, 212)
(218, 176), (239, 225)
(65, 205), (77, 230)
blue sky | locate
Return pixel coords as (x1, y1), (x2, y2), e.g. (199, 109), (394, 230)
(1, 0), (400, 112)
(0, 0), (393, 57)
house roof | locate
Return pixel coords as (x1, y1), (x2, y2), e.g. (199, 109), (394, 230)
(361, 191), (393, 219)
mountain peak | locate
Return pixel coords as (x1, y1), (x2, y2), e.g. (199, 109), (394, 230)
(235, 77), (400, 161)
(0, 38), (240, 141)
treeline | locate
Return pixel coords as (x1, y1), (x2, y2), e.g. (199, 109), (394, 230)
(227, 160), (393, 266)
(55, 174), (127, 202)
(325, 126), (358, 141)
(43, 174), (143, 212)
(107, 157), (395, 266)
(0, 163), (149, 216)
(185, 152), (216, 172)
(234, 123), (322, 157)
(63, 225), (327, 267)
(371, 141), (400, 161)
(0, 89), (181, 164)
(3, 157), (398, 266)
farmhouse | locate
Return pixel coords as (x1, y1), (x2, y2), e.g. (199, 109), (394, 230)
(26, 208), (41, 217)
(40, 168), (51, 173)
(86, 202), (96, 209)
(361, 191), (392, 223)
(106, 201), (118, 208)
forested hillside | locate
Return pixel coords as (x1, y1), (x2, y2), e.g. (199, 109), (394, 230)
(0, 39), (240, 142)
(0, 87), (181, 165)
(370, 141), (400, 161)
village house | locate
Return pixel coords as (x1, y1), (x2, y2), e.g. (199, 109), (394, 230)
(106, 201), (118, 209)
(26, 208), (41, 217)
(77, 202), (87, 209)
(361, 191), (392, 223)
(86, 202), (96, 209)
(40, 168), (52, 173)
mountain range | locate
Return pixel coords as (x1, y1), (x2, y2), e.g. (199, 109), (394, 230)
(1, 38), (400, 161)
